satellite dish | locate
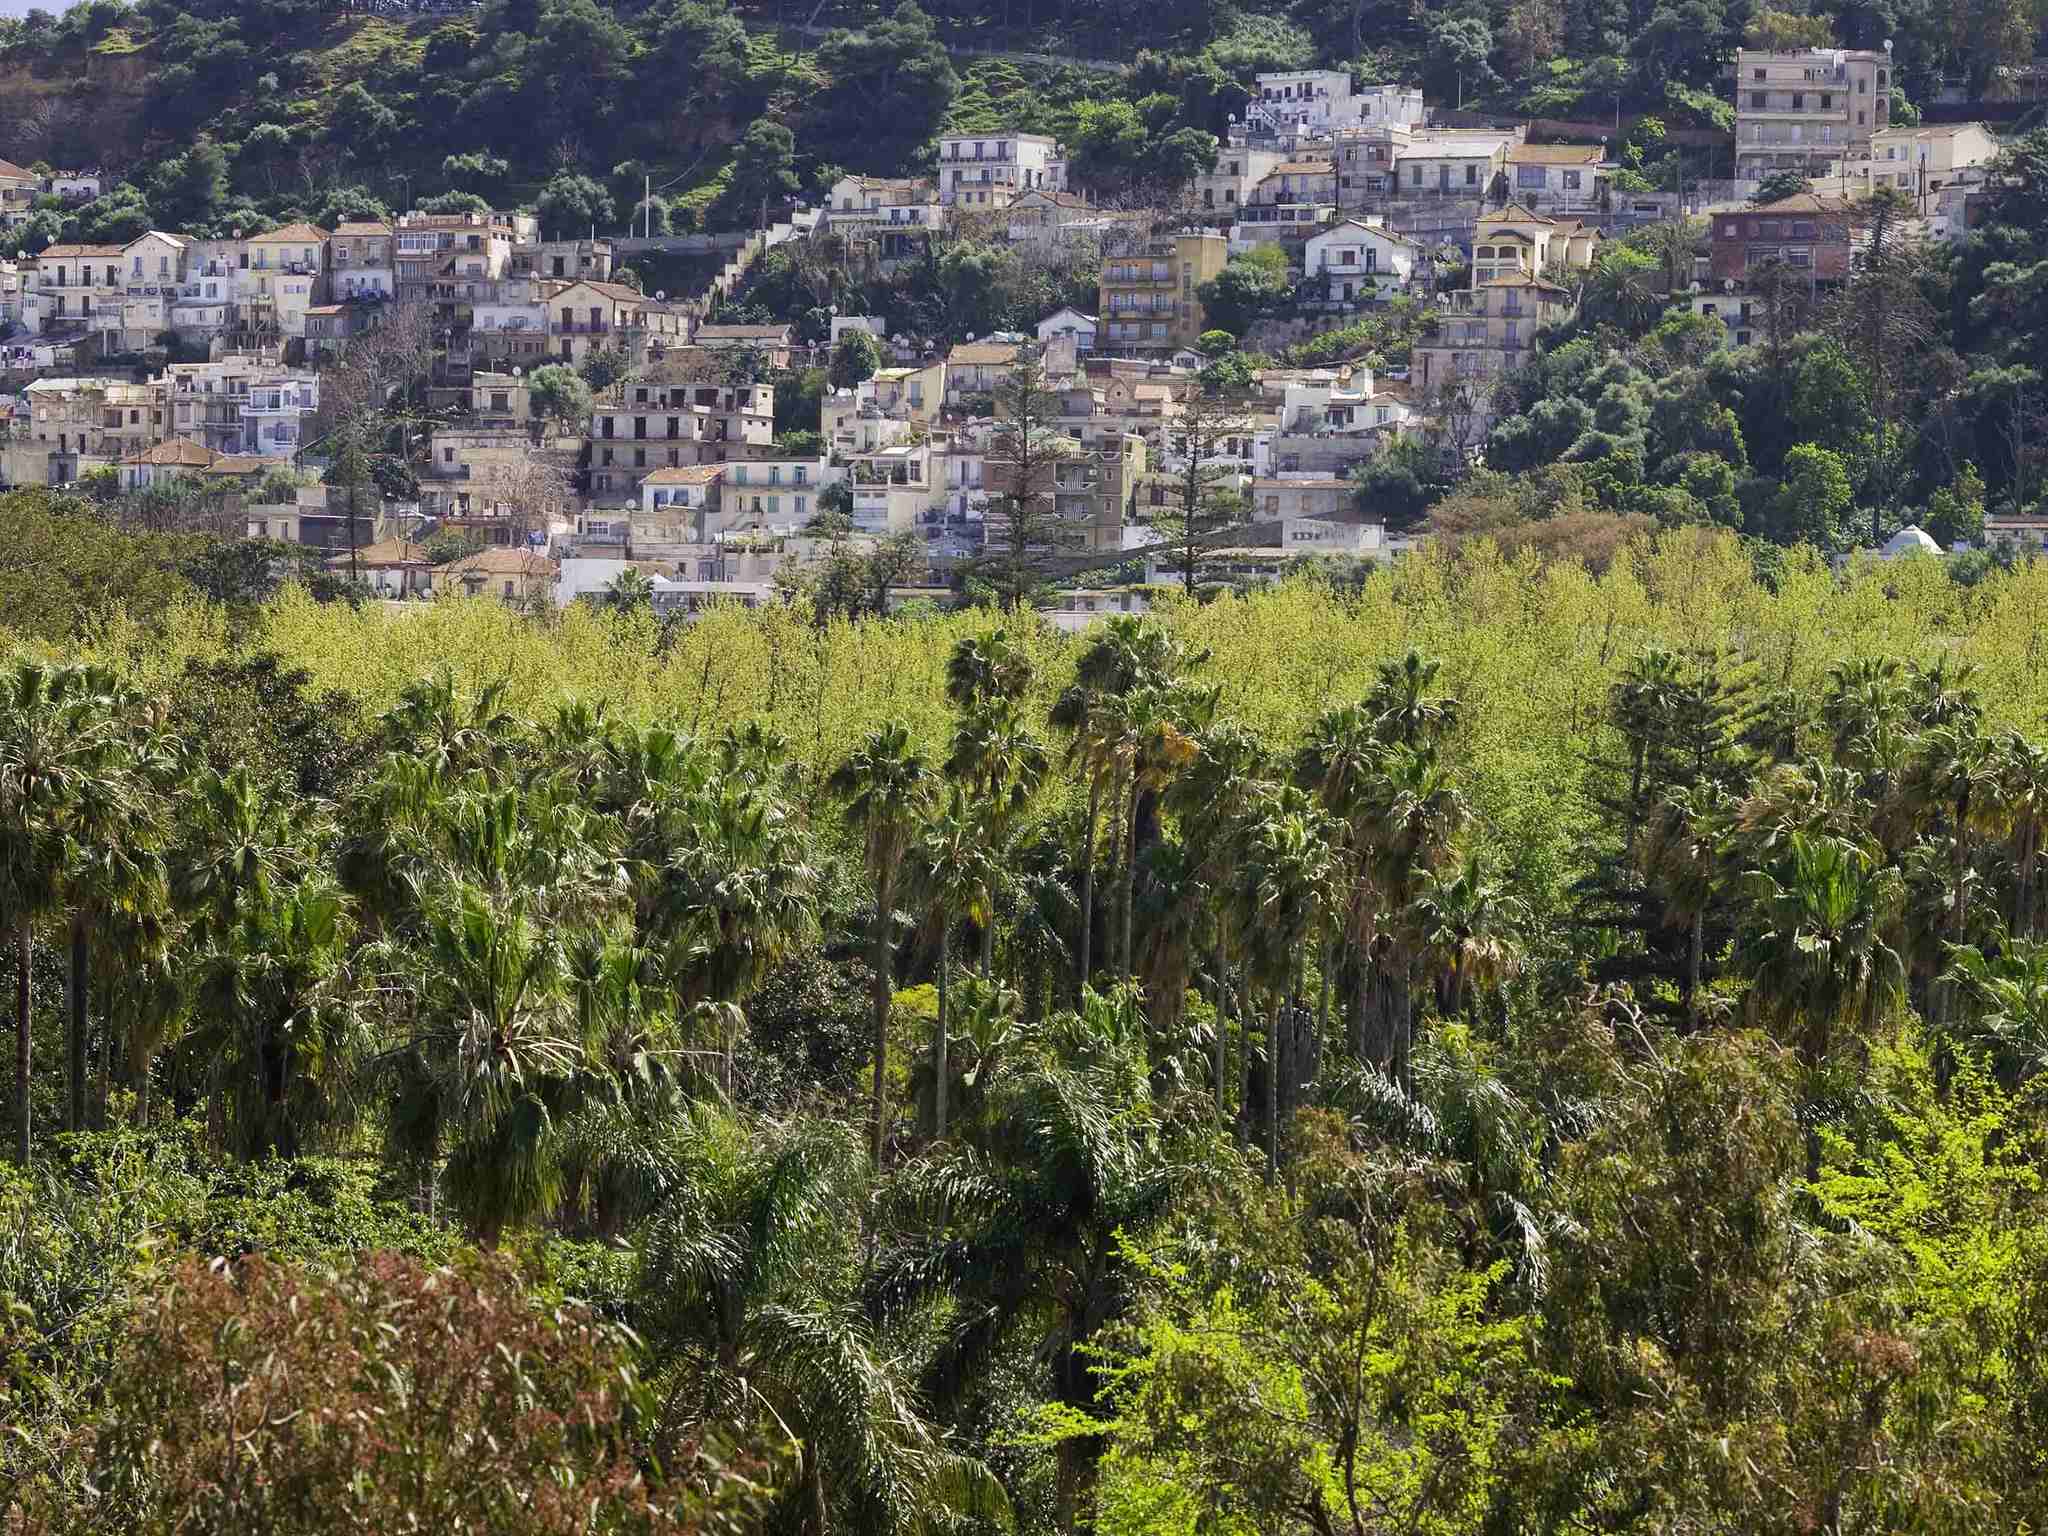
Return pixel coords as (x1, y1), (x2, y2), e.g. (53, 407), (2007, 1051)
(656, 290), (667, 301)
(511, 365), (523, 378)
(1722, 278), (1736, 292)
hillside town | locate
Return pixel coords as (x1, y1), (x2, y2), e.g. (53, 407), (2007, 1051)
(0, 47), (2027, 616)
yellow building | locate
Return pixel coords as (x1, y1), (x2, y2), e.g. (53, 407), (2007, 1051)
(1098, 231), (1228, 353)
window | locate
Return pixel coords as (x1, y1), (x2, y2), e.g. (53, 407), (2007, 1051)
(1465, 163), (1478, 185)
(1752, 91), (1768, 108)
(1753, 67), (1766, 80)
(1791, 92), (1804, 109)
(1820, 93), (1832, 108)
(1857, 111), (1866, 125)
(1877, 69), (1887, 86)
(1517, 164), (1546, 188)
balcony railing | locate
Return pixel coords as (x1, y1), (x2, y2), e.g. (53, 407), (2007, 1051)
(554, 321), (611, 334)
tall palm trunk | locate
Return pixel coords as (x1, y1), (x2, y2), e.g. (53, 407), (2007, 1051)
(1210, 932), (1229, 1119)
(934, 924), (950, 1142)
(1075, 771), (1102, 997)
(67, 914), (88, 1134)
(15, 920), (31, 1165)
(1101, 768), (1126, 986)
(1264, 995), (1280, 1184)
(870, 862), (897, 1168)
(1119, 767), (1138, 979)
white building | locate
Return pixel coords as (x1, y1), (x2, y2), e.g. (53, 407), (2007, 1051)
(1857, 121), (1998, 204)
(1037, 307), (1098, 352)
(1245, 72), (1426, 143)
(936, 132), (1064, 208)
(1303, 219), (1423, 303)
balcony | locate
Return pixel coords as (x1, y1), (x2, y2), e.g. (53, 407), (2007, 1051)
(554, 320), (611, 335)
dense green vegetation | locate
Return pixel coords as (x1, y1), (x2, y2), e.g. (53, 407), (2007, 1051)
(12, 523), (2048, 1526)
(0, 0), (2024, 256)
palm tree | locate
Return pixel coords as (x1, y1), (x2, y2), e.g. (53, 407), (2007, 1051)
(946, 700), (1048, 973)
(1409, 851), (1526, 1022)
(1905, 721), (2006, 1022)
(1297, 701), (1390, 1061)
(0, 660), (131, 1163)
(1052, 617), (1209, 995)
(1943, 935), (2048, 1088)
(1170, 721), (1276, 1117)
(871, 991), (1197, 1534)
(379, 667), (523, 779)
(912, 791), (996, 1141)
(1640, 782), (1731, 1024)
(1113, 683), (1207, 980)
(187, 870), (362, 1161)
(55, 664), (158, 1131)
(382, 880), (588, 1246)
(637, 1103), (1004, 1534)
(1364, 742), (1467, 1079)
(1738, 833), (1906, 1078)
(2002, 732), (2048, 938)
(1365, 648), (1460, 749)
(1237, 790), (1333, 1179)
(944, 625), (1033, 712)
(829, 721), (936, 1167)
(1820, 655), (1907, 776)
(656, 779), (819, 1096)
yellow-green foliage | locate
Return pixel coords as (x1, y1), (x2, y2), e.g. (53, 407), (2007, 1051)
(70, 531), (2048, 910)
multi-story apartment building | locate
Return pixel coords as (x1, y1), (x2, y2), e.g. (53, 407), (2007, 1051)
(1198, 142), (1288, 213)
(1471, 205), (1600, 286)
(717, 455), (829, 530)
(3, 375), (163, 485)
(1304, 218), (1424, 303)
(420, 425), (579, 535)
(0, 159), (37, 228)
(547, 279), (686, 364)
(1394, 132), (1518, 196)
(395, 212), (513, 313)
(1708, 191), (1854, 285)
(1097, 231), (1228, 354)
(1858, 121), (1997, 204)
(984, 430), (1145, 552)
(936, 132), (1063, 208)
(328, 221), (394, 301)
(164, 357), (317, 456)
(585, 380), (776, 503)
(1244, 72), (1426, 143)
(48, 171), (99, 203)
(821, 176), (943, 262)
(244, 223), (329, 339)
(1411, 275), (1573, 402)
(1733, 46), (1891, 182)
(21, 245), (125, 339)
(845, 437), (935, 534)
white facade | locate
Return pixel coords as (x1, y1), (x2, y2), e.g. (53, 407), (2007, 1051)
(936, 133), (1063, 208)
(1037, 307), (1098, 351)
(1304, 219), (1419, 302)
(1246, 72), (1426, 142)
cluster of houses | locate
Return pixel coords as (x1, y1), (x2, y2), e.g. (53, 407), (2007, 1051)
(0, 49), (2024, 625)
(808, 55), (2003, 422)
